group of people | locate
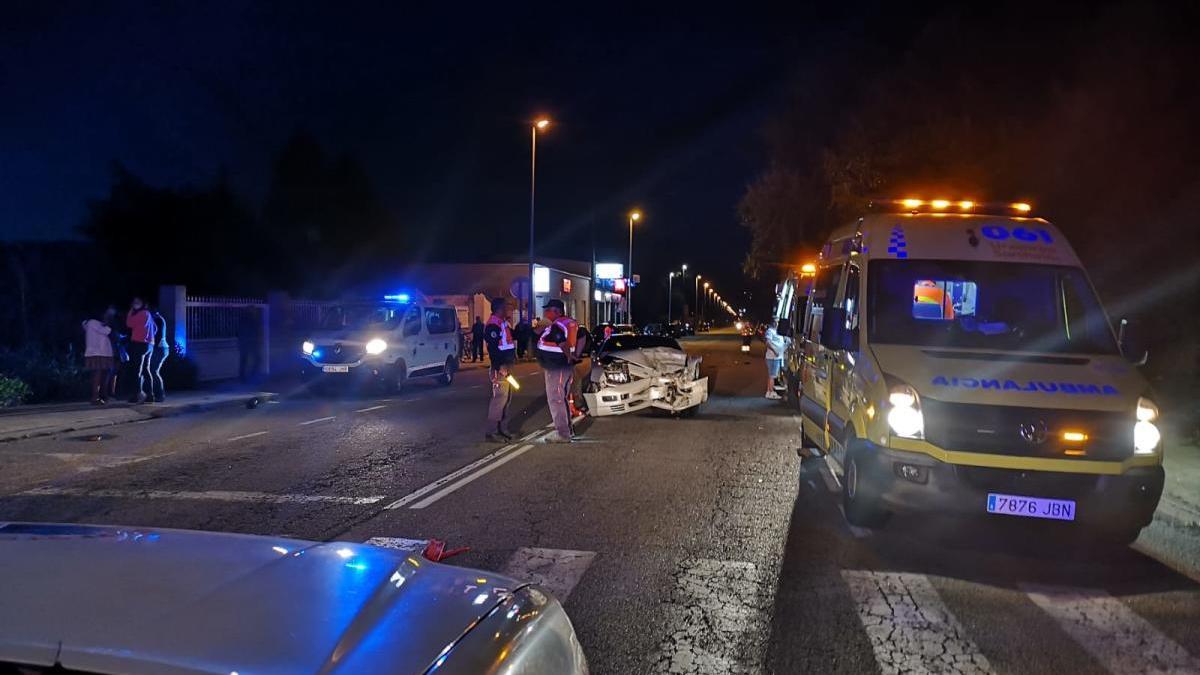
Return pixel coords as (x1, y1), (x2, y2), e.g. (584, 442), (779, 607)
(82, 297), (170, 405)
(468, 315), (543, 363)
(481, 298), (585, 444)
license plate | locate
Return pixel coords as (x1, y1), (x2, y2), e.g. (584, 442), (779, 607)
(322, 365), (350, 373)
(986, 493), (1076, 521)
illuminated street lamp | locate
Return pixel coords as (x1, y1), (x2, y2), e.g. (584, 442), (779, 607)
(627, 210), (641, 323)
(528, 117), (551, 323)
(668, 271), (675, 322)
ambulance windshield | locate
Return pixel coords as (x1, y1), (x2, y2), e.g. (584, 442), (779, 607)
(868, 260), (1118, 354)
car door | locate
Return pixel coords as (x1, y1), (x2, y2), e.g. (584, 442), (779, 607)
(800, 265), (839, 450)
(425, 306), (459, 366)
(828, 262), (861, 465)
(400, 305), (426, 370)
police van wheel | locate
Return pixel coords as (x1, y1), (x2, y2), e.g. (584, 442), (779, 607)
(843, 442), (890, 528)
(392, 360), (408, 393)
(438, 357), (455, 386)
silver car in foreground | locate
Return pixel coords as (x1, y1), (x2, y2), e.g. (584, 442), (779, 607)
(0, 523), (588, 674)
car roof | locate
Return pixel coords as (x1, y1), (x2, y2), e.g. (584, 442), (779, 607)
(0, 523), (523, 674)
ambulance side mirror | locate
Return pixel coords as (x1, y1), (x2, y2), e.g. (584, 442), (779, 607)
(825, 307), (858, 353)
(1117, 318), (1149, 367)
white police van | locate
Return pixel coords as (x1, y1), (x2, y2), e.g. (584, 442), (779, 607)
(793, 199), (1163, 543)
(299, 293), (461, 392)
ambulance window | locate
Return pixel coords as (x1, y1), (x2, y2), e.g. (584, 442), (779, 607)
(912, 280), (978, 321)
(403, 306), (423, 336)
(844, 265), (861, 332)
(806, 267), (836, 344)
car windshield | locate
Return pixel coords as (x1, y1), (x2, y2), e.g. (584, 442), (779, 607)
(868, 260), (1118, 354)
(602, 335), (681, 352)
(321, 304), (403, 331)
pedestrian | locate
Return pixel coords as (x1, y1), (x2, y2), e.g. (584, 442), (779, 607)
(483, 297), (517, 442)
(148, 304), (169, 402)
(125, 297), (156, 403)
(535, 299), (579, 443)
(108, 310), (128, 400)
(514, 319), (530, 360)
(82, 306), (117, 405)
(764, 319), (788, 400)
(470, 316), (485, 362)
(236, 308), (261, 383)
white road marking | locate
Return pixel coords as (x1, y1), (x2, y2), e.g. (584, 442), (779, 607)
(365, 536), (429, 553)
(843, 570), (994, 674)
(20, 487), (385, 505)
(354, 405), (388, 413)
(383, 442), (528, 510)
(227, 431), (268, 442)
(409, 444), (535, 509)
(651, 558), (772, 673)
(501, 547), (596, 601)
(299, 416), (336, 426)
(1024, 584), (1200, 674)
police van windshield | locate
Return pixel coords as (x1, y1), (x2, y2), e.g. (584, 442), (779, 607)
(322, 305), (403, 331)
(868, 260), (1118, 354)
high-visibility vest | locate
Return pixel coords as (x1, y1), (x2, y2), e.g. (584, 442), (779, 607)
(486, 315), (515, 351)
(537, 317), (574, 353)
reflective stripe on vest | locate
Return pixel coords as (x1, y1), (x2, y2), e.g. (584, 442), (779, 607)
(537, 317), (574, 353)
(487, 315), (515, 350)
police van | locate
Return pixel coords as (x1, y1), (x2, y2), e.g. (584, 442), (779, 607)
(299, 293), (461, 392)
(794, 199), (1163, 542)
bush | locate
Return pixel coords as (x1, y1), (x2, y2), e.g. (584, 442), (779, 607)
(0, 375), (31, 407)
(0, 347), (89, 403)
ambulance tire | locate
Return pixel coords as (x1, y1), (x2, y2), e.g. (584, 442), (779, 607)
(437, 357), (455, 386)
(843, 440), (891, 528)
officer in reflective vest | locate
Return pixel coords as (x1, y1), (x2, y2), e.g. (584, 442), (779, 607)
(536, 298), (579, 443)
(483, 297), (517, 442)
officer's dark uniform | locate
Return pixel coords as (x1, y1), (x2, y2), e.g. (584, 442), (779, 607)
(483, 311), (517, 440)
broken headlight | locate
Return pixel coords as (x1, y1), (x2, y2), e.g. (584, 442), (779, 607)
(604, 363), (631, 384)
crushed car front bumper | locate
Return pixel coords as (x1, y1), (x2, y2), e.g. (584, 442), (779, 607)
(583, 377), (708, 416)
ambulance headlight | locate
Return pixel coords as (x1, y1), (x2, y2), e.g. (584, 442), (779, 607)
(1133, 397), (1160, 454)
(886, 384), (924, 439)
(365, 338), (388, 355)
(302, 340), (315, 355)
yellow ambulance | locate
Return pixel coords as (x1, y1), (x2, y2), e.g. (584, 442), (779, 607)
(796, 199), (1163, 542)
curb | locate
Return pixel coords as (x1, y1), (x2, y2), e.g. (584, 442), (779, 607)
(0, 392), (278, 444)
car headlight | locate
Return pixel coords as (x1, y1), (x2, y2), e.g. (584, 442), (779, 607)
(302, 340), (315, 355)
(1134, 396), (1161, 454)
(886, 384), (924, 439)
(365, 338), (388, 355)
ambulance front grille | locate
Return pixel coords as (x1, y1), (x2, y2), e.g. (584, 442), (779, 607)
(921, 398), (1131, 461)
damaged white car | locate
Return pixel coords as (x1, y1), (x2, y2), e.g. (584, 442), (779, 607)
(582, 334), (708, 417)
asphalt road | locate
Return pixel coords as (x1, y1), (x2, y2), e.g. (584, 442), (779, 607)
(1, 332), (1198, 674)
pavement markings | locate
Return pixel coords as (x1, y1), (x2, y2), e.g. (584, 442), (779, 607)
(365, 536), (429, 553)
(843, 570), (994, 675)
(227, 430), (268, 442)
(501, 547), (596, 601)
(409, 444), (535, 509)
(652, 558), (772, 674)
(19, 486), (385, 505)
(354, 405), (388, 413)
(298, 415), (336, 426)
(1024, 584), (1200, 674)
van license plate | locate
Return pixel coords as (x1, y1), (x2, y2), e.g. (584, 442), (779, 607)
(986, 493), (1075, 521)
(322, 365), (350, 373)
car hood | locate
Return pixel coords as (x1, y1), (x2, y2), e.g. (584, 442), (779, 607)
(870, 344), (1147, 412)
(606, 347), (698, 373)
(0, 523), (522, 675)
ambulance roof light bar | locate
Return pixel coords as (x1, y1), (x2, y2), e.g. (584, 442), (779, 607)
(870, 198), (1033, 216)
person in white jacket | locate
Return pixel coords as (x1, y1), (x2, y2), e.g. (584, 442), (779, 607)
(763, 320), (789, 400)
(82, 306), (117, 404)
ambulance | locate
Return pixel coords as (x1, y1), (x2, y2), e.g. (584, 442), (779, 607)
(794, 199), (1163, 542)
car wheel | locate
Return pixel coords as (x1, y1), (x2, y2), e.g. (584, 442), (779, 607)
(843, 440), (890, 528)
(392, 359), (408, 393)
(438, 357), (455, 386)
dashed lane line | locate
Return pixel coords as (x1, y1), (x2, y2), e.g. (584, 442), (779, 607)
(298, 416), (336, 426)
(843, 570), (994, 674)
(1024, 584), (1200, 674)
(354, 405), (388, 413)
(409, 444), (536, 509)
(227, 430), (268, 442)
(18, 487), (386, 505)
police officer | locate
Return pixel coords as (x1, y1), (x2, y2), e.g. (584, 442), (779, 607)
(535, 299), (579, 443)
(483, 297), (517, 442)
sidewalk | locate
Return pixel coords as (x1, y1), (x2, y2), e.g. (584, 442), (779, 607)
(0, 389), (277, 443)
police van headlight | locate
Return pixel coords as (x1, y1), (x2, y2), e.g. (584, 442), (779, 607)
(1134, 396), (1161, 455)
(302, 340), (315, 355)
(887, 384), (924, 440)
(365, 338), (388, 355)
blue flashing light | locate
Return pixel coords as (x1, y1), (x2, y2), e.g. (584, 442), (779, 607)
(312, 349), (323, 359)
(383, 293), (411, 303)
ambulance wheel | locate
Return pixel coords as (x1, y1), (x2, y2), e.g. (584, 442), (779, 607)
(843, 441), (890, 528)
(437, 357), (455, 386)
(391, 359), (408, 393)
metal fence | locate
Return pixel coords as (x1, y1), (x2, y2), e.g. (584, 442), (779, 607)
(185, 296), (267, 340)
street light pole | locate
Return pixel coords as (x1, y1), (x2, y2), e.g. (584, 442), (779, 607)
(528, 118), (550, 324)
(694, 274), (702, 324)
(627, 210), (641, 324)
(668, 272), (674, 323)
